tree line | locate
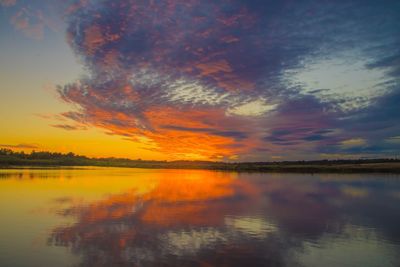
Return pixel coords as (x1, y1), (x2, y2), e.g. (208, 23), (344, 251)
(0, 148), (399, 173)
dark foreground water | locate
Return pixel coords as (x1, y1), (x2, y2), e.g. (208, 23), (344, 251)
(0, 168), (400, 267)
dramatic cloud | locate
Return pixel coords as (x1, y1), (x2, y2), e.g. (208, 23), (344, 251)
(57, 0), (400, 160)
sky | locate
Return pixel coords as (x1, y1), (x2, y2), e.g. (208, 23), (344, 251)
(0, 0), (399, 161)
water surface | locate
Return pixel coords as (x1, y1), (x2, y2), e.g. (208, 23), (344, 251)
(0, 168), (400, 267)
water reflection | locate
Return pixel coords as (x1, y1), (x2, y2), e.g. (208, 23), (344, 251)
(1, 169), (400, 266)
(45, 171), (400, 267)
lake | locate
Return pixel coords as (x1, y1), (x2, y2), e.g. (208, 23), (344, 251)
(0, 167), (399, 267)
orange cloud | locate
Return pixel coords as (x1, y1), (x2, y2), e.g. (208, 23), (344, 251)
(83, 25), (106, 55)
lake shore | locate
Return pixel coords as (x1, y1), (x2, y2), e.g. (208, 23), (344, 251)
(2, 149), (400, 173)
(1, 161), (400, 173)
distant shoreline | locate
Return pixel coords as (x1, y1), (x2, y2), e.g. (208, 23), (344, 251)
(1, 162), (400, 174)
(1, 148), (400, 173)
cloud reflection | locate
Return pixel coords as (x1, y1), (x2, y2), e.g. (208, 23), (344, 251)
(49, 171), (400, 266)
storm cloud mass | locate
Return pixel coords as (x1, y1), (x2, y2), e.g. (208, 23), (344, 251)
(58, 0), (400, 160)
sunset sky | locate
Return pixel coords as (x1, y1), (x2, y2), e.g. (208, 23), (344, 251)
(1, 0), (399, 161)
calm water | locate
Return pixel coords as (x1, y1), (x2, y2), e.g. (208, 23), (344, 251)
(0, 168), (400, 267)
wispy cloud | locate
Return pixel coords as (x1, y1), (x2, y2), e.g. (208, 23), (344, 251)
(0, 0), (16, 7)
(0, 143), (39, 149)
(10, 8), (45, 39)
(2, 1), (62, 39)
(51, 124), (87, 131)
